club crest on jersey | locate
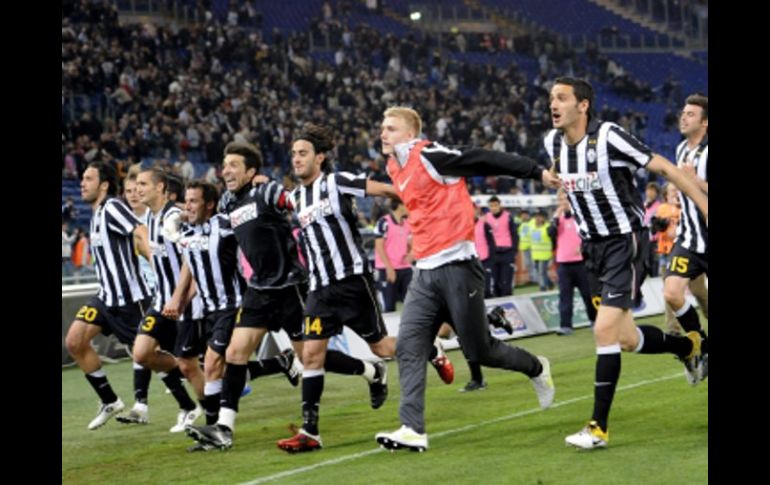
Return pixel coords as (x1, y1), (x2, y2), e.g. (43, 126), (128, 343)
(586, 148), (597, 164)
(230, 203), (258, 228)
(561, 172), (602, 193)
(298, 198), (333, 228)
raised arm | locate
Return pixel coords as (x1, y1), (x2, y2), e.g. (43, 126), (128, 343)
(647, 155), (708, 222)
(422, 142), (560, 188)
(366, 179), (401, 201)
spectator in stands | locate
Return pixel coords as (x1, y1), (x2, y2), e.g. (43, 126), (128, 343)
(71, 228), (93, 284)
(62, 196), (79, 224)
(549, 189), (596, 335)
(473, 203), (496, 298)
(530, 209), (554, 291)
(176, 153), (195, 181)
(61, 0), (688, 204)
(62, 221), (77, 278)
(644, 182), (662, 276)
(652, 183), (680, 276)
(516, 209), (537, 285)
(374, 199), (413, 312)
(485, 196), (518, 296)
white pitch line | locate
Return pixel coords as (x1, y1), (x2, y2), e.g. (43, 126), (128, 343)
(240, 372), (685, 485)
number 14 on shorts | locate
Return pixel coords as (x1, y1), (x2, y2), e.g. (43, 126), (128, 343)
(305, 317), (323, 335)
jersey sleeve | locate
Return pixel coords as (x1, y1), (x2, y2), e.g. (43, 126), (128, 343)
(104, 199), (142, 235)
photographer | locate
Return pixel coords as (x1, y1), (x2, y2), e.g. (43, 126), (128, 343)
(651, 183), (681, 275)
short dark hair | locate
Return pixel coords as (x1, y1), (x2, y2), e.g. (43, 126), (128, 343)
(553, 76), (595, 121)
(685, 93), (708, 121)
(295, 123), (336, 172)
(186, 180), (219, 206)
(88, 161), (118, 196)
(224, 141), (263, 172)
(139, 167), (168, 192)
(165, 174), (185, 201)
(646, 181), (661, 195)
(388, 198), (404, 211)
(488, 195), (501, 204)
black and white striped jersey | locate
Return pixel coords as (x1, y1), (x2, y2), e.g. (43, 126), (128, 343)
(178, 214), (244, 313)
(544, 119), (652, 240)
(674, 136), (708, 254)
(290, 172), (369, 291)
(89, 197), (154, 307)
(147, 202), (187, 313)
(219, 180), (306, 290)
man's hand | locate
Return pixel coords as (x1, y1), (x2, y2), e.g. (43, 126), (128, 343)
(161, 211), (183, 243)
(161, 300), (181, 320)
(251, 174), (269, 186)
(386, 267), (396, 283)
(681, 163), (697, 180)
(542, 167), (561, 189)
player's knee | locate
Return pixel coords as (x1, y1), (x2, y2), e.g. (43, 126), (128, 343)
(225, 346), (248, 364)
(177, 358), (199, 379)
(303, 352), (324, 370)
(618, 334), (638, 352)
(65, 332), (85, 357)
(133, 347), (153, 368)
(663, 286), (684, 307)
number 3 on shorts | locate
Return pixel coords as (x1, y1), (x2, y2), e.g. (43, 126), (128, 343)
(141, 315), (157, 332)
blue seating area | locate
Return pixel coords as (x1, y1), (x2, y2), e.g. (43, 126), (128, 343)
(477, 0), (659, 38)
(608, 53), (708, 97)
(692, 50), (708, 66)
(450, 52), (539, 78)
(254, 0), (324, 34)
(381, 0), (470, 17)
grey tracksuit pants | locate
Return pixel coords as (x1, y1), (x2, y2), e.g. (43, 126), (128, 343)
(396, 259), (541, 433)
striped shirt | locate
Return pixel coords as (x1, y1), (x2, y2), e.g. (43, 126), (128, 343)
(178, 214), (243, 313)
(147, 202), (187, 313)
(134, 209), (157, 290)
(674, 136), (708, 254)
(89, 197), (154, 307)
(544, 119), (652, 240)
(290, 172), (369, 291)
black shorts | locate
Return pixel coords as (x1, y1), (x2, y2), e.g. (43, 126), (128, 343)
(664, 243), (708, 280)
(237, 284), (306, 341)
(582, 230), (648, 310)
(137, 309), (179, 353)
(304, 274), (387, 343)
(76, 296), (146, 346)
(202, 309), (239, 356)
(175, 319), (204, 358)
